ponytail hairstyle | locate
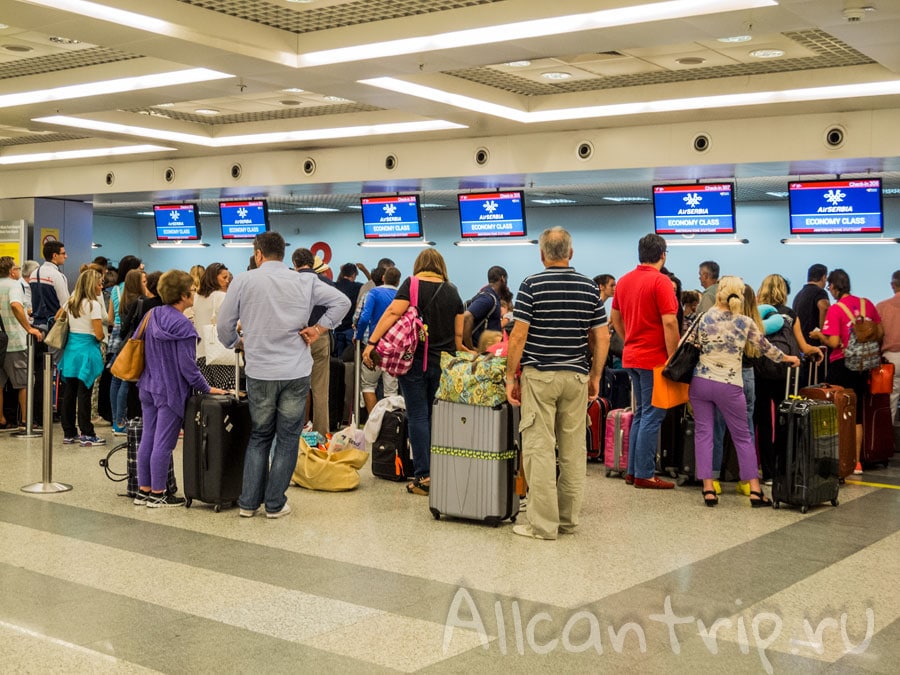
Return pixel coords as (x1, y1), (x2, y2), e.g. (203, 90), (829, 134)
(741, 284), (764, 358)
(716, 275), (745, 315)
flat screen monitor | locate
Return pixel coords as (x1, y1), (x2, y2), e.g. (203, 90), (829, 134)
(153, 204), (201, 241)
(219, 199), (270, 239)
(653, 183), (736, 235)
(457, 190), (527, 238)
(788, 178), (883, 234)
(360, 195), (423, 239)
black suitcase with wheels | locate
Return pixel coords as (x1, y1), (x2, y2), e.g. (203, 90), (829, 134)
(183, 354), (250, 511)
(772, 369), (840, 514)
(371, 408), (413, 481)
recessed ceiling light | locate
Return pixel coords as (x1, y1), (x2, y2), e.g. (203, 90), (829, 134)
(194, 108), (220, 115)
(504, 60), (531, 67)
(531, 198), (576, 204)
(323, 95), (351, 103)
(3, 44), (33, 53)
(420, 203), (445, 209)
(766, 191), (789, 198)
(49, 36), (80, 44)
(750, 49), (784, 58)
(280, 99), (301, 106)
(676, 56), (706, 65)
(282, 88), (304, 93)
(296, 207), (339, 213)
(0, 144), (173, 165)
(717, 35), (752, 43)
(268, 208), (285, 213)
(137, 211), (154, 216)
(286, 0), (314, 3)
(541, 71), (572, 80)
(153, 102), (175, 108)
(602, 196), (650, 202)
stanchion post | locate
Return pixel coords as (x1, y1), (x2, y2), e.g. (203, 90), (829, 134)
(13, 332), (41, 438)
(21, 352), (71, 494)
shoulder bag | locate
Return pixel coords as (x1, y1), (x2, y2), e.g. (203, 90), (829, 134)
(44, 308), (70, 350)
(111, 309), (153, 382)
(661, 312), (704, 384)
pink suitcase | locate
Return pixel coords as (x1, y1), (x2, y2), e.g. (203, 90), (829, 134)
(604, 408), (632, 477)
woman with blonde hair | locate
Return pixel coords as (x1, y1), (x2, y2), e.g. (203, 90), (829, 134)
(689, 276), (800, 507)
(362, 249), (466, 495)
(754, 273), (823, 483)
(59, 268), (106, 446)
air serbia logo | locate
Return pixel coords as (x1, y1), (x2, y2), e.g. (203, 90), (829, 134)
(383, 203), (397, 216)
(818, 189), (851, 213)
(169, 211), (181, 222)
(483, 200), (499, 213)
(677, 192), (707, 215)
(824, 189), (846, 206)
(237, 207), (248, 218)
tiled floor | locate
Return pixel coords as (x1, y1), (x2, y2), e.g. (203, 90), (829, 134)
(1, 425), (898, 673)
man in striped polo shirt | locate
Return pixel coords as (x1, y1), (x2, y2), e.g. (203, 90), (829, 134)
(506, 227), (609, 540)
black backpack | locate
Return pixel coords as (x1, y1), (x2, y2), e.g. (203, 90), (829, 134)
(754, 315), (800, 380)
(465, 289), (499, 346)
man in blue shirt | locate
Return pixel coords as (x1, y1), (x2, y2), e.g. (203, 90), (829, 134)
(218, 232), (350, 519)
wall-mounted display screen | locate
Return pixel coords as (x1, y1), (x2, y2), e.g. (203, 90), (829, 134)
(653, 183), (736, 235)
(360, 195), (423, 239)
(219, 199), (269, 239)
(788, 178), (883, 234)
(153, 204), (201, 241)
(457, 190), (527, 238)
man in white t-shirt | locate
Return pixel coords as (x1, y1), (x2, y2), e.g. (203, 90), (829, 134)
(0, 257), (44, 428)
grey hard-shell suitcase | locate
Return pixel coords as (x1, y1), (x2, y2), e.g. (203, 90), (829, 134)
(429, 400), (519, 526)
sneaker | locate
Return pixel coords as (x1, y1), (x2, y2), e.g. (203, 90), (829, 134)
(18, 421), (41, 431)
(112, 427), (127, 437)
(518, 496), (528, 511)
(62, 436), (80, 445)
(853, 462), (863, 475)
(133, 490), (151, 505)
(266, 502), (292, 519)
(146, 493), (186, 508)
(239, 507), (260, 518)
(79, 435), (106, 447)
(512, 524), (552, 540)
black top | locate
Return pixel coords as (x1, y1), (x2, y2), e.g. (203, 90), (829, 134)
(792, 283), (828, 347)
(334, 278), (362, 331)
(395, 277), (464, 364)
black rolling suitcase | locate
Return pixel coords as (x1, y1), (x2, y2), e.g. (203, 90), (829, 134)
(183, 354), (250, 511)
(371, 408), (414, 481)
(657, 404), (686, 478)
(772, 369), (840, 514)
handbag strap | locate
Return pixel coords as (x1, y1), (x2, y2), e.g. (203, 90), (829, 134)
(134, 308), (154, 340)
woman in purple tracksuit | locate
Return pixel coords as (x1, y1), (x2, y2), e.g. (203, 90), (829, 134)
(135, 270), (226, 508)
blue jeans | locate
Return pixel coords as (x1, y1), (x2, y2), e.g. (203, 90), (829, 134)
(238, 376), (310, 514)
(627, 367), (667, 479)
(398, 353), (442, 479)
(110, 376), (129, 429)
(712, 367), (755, 473)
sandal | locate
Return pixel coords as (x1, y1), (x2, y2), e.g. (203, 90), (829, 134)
(406, 477), (430, 495)
(749, 490), (772, 508)
(702, 490), (718, 507)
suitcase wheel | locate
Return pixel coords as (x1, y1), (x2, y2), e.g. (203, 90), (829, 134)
(831, 498), (839, 507)
(772, 501), (779, 509)
(214, 503), (222, 513)
(800, 505), (809, 514)
(510, 515), (516, 523)
(430, 508), (441, 521)
(605, 470), (612, 478)
(185, 498), (192, 509)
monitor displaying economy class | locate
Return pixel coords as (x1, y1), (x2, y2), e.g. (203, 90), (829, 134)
(218, 199), (270, 239)
(652, 183), (736, 235)
(788, 178), (883, 234)
(153, 203), (201, 241)
(457, 190), (527, 238)
(360, 194), (423, 239)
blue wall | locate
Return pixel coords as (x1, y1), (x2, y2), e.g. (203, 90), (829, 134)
(94, 199), (900, 304)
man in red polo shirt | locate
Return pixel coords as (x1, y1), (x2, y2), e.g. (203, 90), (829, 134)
(610, 234), (680, 489)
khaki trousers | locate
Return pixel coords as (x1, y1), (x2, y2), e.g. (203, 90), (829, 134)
(519, 366), (588, 539)
(309, 332), (331, 435)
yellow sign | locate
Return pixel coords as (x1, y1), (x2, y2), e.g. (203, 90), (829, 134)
(40, 228), (60, 248)
(0, 243), (20, 261)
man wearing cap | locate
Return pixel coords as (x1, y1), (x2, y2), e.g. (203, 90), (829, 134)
(293, 248), (335, 435)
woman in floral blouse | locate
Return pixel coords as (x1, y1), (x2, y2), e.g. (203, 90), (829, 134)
(689, 276), (800, 508)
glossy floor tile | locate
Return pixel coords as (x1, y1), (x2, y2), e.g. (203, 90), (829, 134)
(1, 426), (898, 672)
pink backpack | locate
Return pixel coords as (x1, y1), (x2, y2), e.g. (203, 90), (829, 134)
(375, 277), (428, 377)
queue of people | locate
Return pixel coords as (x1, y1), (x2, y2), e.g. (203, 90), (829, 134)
(1, 229), (897, 528)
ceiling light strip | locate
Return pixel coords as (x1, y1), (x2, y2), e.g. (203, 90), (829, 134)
(300, 0), (776, 67)
(0, 144), (173, 165)
(780, 237), (900, 246)
(0, 68), (231, 109)
(33, 116), (466, 147)
(360, 78), (900, 124)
